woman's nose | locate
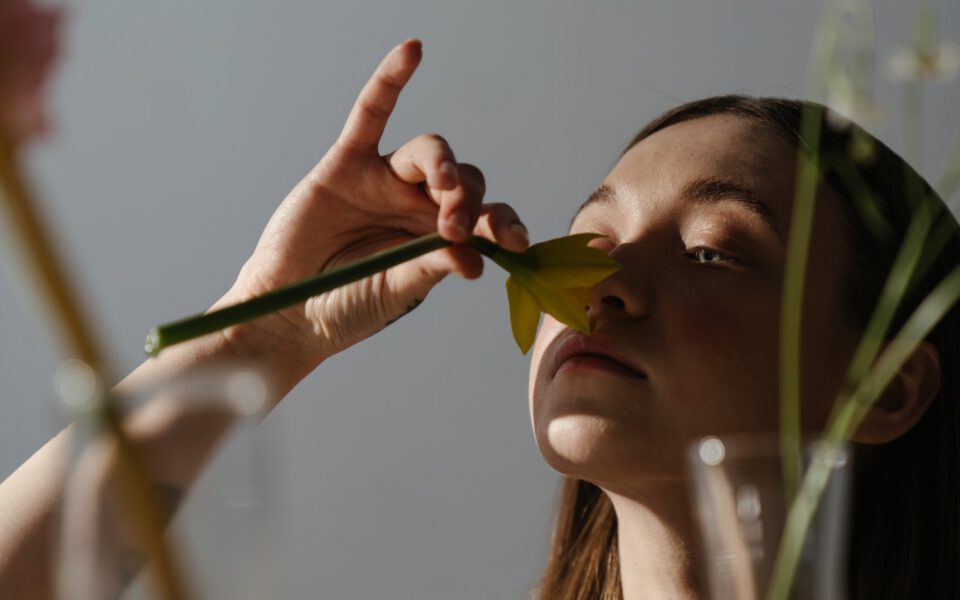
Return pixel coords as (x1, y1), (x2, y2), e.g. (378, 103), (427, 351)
(587, 285), (638, 321)
(600, 295), (626, 311)
(586, 246), (650, 320)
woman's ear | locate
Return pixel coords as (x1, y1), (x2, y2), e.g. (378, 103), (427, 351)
(851, 341), (941, 444)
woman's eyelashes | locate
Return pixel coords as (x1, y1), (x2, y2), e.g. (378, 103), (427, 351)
(574, 219), (752, 269)
(685, 246), (741, 267)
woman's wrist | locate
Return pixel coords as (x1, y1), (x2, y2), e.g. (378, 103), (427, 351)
(211, 285), (325, 402)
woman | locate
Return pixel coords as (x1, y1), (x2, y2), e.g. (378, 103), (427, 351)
(534, 97), (960, 599)
(0, 39), (957, 599)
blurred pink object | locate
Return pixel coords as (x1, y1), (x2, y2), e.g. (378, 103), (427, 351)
(0, 0), (62, 145)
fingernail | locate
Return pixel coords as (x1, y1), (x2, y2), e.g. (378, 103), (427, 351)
(447, 211), (470, 238)
(439, 161), (459, 188)
(510, 222), (529, 245)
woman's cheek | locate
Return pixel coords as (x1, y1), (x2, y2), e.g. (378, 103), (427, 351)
(663, 294), (753, 384)
(667, 293), (781, 432)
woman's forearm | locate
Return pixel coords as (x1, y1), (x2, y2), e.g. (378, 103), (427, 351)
(0, 287), (310, 599)
(0, 428), (70, 600)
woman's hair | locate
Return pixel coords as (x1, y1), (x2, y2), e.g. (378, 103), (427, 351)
(536, 96), (960, 599)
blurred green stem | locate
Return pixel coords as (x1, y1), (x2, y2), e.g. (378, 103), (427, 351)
(769, 7), (953, 598)
(776, 0), (866, 508)
(771, 1), (863, 597)
(938, 125), (960, 207)
(769, 262), (960, 597)
(0, 139), (188, 599)
(778, 103), (822, 503)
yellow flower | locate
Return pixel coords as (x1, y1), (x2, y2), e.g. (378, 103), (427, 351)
(479, 233), (621, 354)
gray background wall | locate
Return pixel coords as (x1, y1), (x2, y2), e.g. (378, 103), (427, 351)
(2, 1), (958, 598)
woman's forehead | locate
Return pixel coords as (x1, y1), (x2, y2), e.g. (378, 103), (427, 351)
(613, 115), (793, 190)
(574, 115), (798, 234)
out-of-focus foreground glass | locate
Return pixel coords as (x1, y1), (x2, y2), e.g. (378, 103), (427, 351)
(55, 363), (280, 600)
(688, 435), (852, 600)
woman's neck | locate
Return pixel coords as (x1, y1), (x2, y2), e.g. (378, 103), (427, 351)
(607, 484), (700, 600)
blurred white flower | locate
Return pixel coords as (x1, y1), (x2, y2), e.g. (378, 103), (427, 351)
(886, 41), (960, 83)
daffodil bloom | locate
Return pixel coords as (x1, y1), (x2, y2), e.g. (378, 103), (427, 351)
(469, 233), (621, 354)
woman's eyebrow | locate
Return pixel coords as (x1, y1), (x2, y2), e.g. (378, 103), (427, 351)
(681, 176), (781, 239)
(569, 184), (616, 230)
(570, 179), (781, 239)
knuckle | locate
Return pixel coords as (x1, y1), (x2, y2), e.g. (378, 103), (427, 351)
(359, 99), (390, 120)
(422, 132), (449, 146)
(458, 163), (486, 192)
(376, 70), (405, 91)
(487, 202), (517, 220)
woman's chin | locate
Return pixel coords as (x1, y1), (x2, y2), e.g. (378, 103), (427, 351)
(535, 413), (639, 480)
(532, 405), (689, 486)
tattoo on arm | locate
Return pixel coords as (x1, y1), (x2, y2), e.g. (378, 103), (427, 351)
(116, 483), (185, 589)
(383, 298), (423, 327)
(152, 482), (185, 518)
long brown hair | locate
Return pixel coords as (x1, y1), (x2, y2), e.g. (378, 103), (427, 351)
(535, 96), (960, 599)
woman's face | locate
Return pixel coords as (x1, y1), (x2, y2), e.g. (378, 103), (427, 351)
(529, 115), (861, 495)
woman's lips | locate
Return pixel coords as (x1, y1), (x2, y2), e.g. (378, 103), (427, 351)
(552, 333), (647, 379)
(557, 354), (646, 378)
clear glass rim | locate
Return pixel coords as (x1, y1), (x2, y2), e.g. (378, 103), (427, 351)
(688, 432), (852, 467)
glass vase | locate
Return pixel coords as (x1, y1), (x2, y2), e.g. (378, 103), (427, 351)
(687, 434), (852, 600)
(54, 362), (279, 600)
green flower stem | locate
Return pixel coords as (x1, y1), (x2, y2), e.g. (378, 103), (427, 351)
(826, 196), (937, 426)
(849, 0), (875, 98)
(823, 4), (949, 430)
(825, 150), (895, 241)
(779, 103), (824, 503)
(146, 233), (503, 356)
(466, 235), (532, 271)
(937, 124), (960, 206)
(904, 7), (937, 171)
(903, 81), (923, 171)
(774, 0), (858, 507)
(765, 441), (841, 600)
(771, 2), (863, 594)
(767, 4), (958, 599)
(767, 263), (960, 600)
(835, 262), (960, 440)
(465, 235), (502, 260)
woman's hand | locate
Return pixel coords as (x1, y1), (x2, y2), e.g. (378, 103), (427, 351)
(223, 39), (529, 378)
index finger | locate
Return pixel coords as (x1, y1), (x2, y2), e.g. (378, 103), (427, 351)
(336, 39), (423, 154)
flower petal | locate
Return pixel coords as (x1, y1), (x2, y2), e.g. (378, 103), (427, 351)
(491, 233), (620, 352)
(885, 41), (960, 83)
(506, 276), (542, 354)
(527, 233), (621, 289)
(527, 285), (592, 334)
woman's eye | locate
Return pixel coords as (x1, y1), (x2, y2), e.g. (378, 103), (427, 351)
(689, 247), (732, 265)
